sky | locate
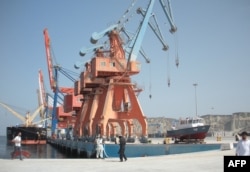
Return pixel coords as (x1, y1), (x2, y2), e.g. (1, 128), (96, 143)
(0, 0), (250, 135)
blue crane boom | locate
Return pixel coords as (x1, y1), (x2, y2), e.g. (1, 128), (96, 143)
(82, 0), (177, 64)
(128, 0), (155, 62)
(159, 0), (177, 33)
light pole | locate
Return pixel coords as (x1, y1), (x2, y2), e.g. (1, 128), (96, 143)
(193, 83), (198, 117)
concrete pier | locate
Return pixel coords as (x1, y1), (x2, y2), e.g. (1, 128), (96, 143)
(47, 136), (235, 158)
(1, 149), (235, 172)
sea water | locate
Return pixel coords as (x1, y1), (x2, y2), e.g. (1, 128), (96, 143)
(0, 136), (73, 159)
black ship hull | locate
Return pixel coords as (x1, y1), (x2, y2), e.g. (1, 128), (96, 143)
(7, 126), (47, 145)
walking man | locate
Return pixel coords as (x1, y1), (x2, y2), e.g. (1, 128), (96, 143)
(11, 132), (23, 160)
(118, 135), (127, 162)
(236, 131), (250, 156)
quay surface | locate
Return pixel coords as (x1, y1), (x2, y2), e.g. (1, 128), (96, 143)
(1, 149), (235, 172)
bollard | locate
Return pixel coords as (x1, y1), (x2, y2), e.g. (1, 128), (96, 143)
(217, 136), (222, 141)
(164, 138), (171, 144)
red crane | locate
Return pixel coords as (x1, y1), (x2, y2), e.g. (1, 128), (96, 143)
(43, 28), (82, 136)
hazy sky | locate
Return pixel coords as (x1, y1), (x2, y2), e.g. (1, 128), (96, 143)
(0, 0), (249, 135)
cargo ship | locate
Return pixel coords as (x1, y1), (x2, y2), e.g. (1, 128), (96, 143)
(0, 102), (48, 145)
(7, 126), (47, 145)
(167, 117), (210, 143)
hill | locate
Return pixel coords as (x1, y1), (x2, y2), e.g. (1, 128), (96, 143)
(136, 112), (250, 137)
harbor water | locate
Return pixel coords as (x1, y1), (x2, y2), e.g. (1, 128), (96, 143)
(0, 136), (70, 159)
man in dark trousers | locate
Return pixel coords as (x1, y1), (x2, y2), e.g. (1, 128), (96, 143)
(118, 135), (127, 162)
(11, 132), (23, 160)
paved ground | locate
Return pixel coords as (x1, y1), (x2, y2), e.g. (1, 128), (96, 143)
(1, 149), (235, 172)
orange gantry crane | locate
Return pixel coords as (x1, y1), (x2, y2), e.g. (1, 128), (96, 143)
(73, 0), (178, 141)
(38, 69), (55, 128)
(43, 29), (82, 135)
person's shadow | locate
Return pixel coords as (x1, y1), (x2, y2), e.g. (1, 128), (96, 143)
(11, 150), (31, 159)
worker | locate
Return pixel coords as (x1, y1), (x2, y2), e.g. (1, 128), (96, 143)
(118, 135), (127, 162)
(236, 131), (250, 156)
(11, 132), (23, 160)
(95, 135), (104, 159)
(36, 131), (41, 141)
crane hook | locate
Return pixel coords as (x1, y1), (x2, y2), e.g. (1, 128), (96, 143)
(175, 55), (179, 68)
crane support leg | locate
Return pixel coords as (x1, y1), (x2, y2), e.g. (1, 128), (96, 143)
(110, 122), (117, 138)
(74, 100), (89, 137)
(127, 119), (134, 137)
(75, 77), (148, 139)
(91, 82), (113, 137)
(127, 85), (148, 136)
(93, 79), (147, 137)
(106, 123), (111, 139)
(87, 95), (99, 137)
(116, 120), (126, 136)
(117, 84), (148, 137)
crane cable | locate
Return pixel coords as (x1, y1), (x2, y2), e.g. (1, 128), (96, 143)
(0, 102), (28, 113)
(117, 0), (137, 28)
(174, 32), (179, 68)
(149, 63), (152, 99)
(167, 51), (171, 87)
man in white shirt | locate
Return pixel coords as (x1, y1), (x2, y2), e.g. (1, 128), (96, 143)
(11, 132), (23, 160)
(95, 135), (104, 159)
(236, 131), (250, 156)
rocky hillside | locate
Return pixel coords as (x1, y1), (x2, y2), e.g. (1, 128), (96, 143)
(133, 112), (250, 136)
(202, 112), (250, 134)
